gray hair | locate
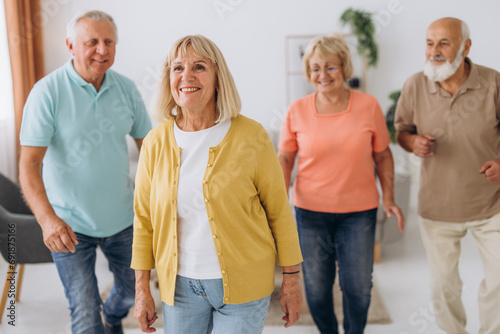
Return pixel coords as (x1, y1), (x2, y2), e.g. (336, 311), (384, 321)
(67, 10), (118, 44)
(461, 20), (471, 42)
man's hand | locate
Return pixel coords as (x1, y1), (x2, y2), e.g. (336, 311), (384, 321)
(279, 272), (302, 328)
(412, 134), (436, 158)
(40, 216), (78, 253)
(479, 158), (500, 184)
(19, 145), (78, 253)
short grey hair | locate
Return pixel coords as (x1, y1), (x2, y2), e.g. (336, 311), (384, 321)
(302, 34), (354, 82)
(461, 20), (471, 42)
(67, 10), (118, 44)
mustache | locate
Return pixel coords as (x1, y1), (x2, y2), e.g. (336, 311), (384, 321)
(429, 56), (447, 62)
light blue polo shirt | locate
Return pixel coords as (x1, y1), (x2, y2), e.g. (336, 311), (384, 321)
(20, 59), (152, 237)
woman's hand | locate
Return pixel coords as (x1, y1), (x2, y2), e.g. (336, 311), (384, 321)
(279, 266), (303, 327)
(134, 270), (158, 333)
(383, 201), (405, 232)
(134, 289), (158, 332)
(373, 147), (405, 232)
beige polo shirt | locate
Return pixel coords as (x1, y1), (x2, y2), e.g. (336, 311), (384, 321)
(395, 58), (500, 222)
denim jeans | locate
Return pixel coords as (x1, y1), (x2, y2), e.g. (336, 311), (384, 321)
(162, 275), (271, 334)
(295, 207), (377, 334)
(51, 226), (136, 334)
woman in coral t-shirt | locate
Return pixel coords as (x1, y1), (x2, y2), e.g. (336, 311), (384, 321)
(279, 34), (405, 334)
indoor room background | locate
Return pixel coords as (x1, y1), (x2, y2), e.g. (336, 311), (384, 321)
(0, 1), (498, 333)
(2, 0), (500, 182)
(2, 0), (500, 181)
(40, 0), (500, 128)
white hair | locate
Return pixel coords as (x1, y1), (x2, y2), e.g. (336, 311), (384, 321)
(424, 40), (466, 82)
(461, 20), (471, 42)
(67, 10), (117, 44)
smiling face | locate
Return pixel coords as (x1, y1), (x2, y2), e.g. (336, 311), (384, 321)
(424, 18), (471, 82)
(67, 18), (116, 88)
(308, 52), (345, 96)
(426, 19), (464, 66)
(170, 47), (218, 115)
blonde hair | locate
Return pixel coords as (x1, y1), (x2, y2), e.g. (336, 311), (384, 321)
(302, 34), (354, 82)
(154, 35), (241, 123)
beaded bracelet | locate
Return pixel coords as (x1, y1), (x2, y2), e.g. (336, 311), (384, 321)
(282, 271), (300, 275)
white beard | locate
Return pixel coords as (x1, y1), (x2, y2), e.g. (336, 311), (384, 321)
(423, 43), (465, 82)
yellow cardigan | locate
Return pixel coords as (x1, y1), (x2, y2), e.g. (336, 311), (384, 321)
(131, 115), (303, 305)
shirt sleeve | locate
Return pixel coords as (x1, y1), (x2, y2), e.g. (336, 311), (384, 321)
(371, 100), (391, 153)
(20, 83), (55, 147)
(394, 79), (417, 134)
(278, 106), (298, 152)
(128, 83), (152, 139)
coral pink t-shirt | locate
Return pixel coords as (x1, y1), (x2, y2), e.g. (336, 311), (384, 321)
(279, 90), (390, 213)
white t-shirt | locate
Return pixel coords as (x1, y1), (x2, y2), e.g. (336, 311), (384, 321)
(174, 119), (231, 279)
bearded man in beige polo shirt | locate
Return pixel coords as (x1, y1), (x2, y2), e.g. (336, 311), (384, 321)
(395, 17), (500, 334)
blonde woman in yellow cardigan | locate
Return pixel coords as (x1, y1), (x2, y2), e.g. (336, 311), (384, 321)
(131, 35), (303, 334)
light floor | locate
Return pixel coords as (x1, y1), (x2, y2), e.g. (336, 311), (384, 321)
(0, 207), (483, 334)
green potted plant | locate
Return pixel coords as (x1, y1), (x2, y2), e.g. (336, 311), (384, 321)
(340, 8), (378, 67)
(385, 90), (401, 143)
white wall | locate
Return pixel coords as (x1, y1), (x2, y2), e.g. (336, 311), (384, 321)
(39, 0), (500, 130)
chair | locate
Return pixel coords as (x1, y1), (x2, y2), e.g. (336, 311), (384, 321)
(0, 173), (53, 323)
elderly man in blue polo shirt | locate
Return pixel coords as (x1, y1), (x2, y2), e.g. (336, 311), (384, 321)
(19, 10), (151, 334)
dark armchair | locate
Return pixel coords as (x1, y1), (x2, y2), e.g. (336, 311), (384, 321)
(0, 173), (52, 323)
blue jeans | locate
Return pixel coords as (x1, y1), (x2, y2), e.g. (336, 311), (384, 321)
(162, 275), (271, 334)
(295, 207), (377, 334)
(52, 226), (136, 334)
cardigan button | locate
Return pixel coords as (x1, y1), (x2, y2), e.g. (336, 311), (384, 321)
(221, 270), (226, 274)
(224, 297), (229, 302)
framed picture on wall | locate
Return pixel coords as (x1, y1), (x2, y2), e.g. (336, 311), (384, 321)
(285, 33), (366, 106)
